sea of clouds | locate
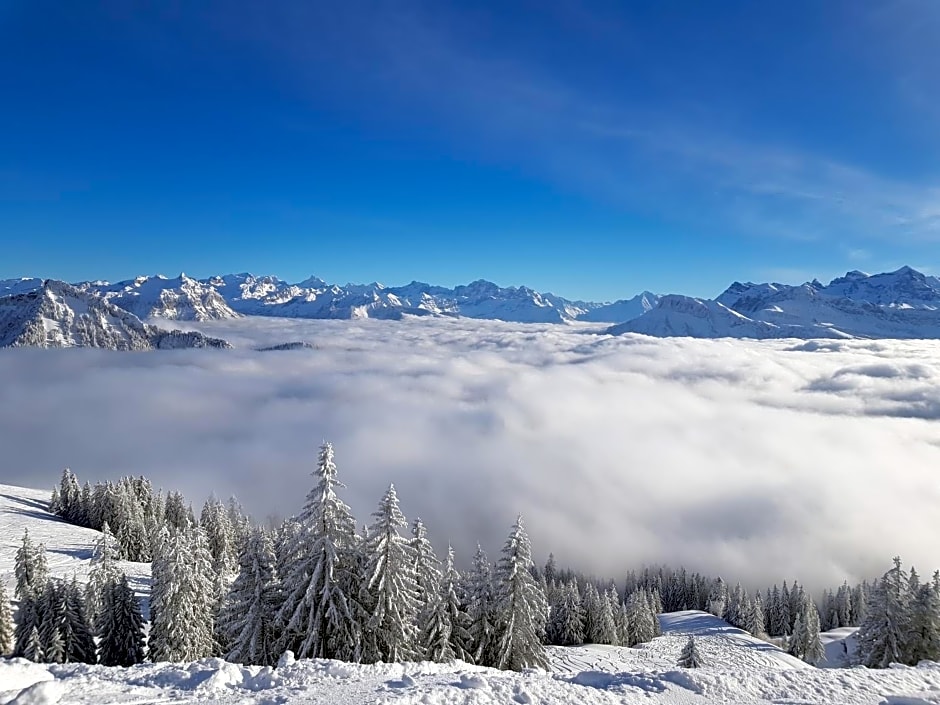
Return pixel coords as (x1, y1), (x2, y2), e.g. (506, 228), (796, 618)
(1, 316), (939, 591)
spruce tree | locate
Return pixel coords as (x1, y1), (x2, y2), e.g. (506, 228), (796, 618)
(276, 442), (361, 661)
(85, 521), (122, 625)
(97, 575), (145, 666)
(678, 635), (704, 668)
(359, 484), (420, 663)
(23, 625), (44, 662)
(549, 581), (585, 646)
(411, 518), (442, 657)
(219, 527), (280, 666)
(493, 517), (548, 671)
(907, 571), (940, 663)
(0, 581), (12, 656)
(466, 544), (499, 667)
(13, 593), (42, 658)
(148, 524), (216, 661)
(856, 558), (909, 668)
(14, 530), (48, 601)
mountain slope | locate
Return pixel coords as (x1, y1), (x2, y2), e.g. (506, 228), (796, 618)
(0, 281), (232, 350)
(607, 295), (849, 339)
(90, 274), (240, 321)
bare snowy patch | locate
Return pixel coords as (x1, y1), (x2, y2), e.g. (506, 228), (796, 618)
(1, 317), (939, 588)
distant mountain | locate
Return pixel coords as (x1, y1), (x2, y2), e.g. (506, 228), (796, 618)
(88, 273), (240, 321)
(0, 281), (232, 350)
(8, 265), (940, 339)
(613, 267), (940, 340)
(607, 294), (849, 339)
(577, 292), (660, 323)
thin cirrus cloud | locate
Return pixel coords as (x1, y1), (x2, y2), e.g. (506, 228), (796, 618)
(206, 0), (940, 245)
(1, 316), (939, 591)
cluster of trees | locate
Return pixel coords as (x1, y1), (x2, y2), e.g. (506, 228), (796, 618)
(8, 527), (144, 666)
(50, 469), (249, 563)
(0, 447), (936, 673)
(856, 558), (940, 667)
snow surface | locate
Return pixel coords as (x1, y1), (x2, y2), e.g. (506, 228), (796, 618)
(2, 484), (940, 704)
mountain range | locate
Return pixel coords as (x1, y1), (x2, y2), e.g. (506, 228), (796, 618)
(1, 266), (939, 348)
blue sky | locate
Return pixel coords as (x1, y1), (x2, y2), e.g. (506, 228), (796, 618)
(1, 0), (938, 300)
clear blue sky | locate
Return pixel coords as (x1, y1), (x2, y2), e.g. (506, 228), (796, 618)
(2, 1), (938, 300)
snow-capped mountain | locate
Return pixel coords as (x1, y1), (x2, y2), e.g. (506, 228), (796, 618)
(607, 294), (850, 339)
(0, 281), (232, 350)
(150, 273), (606, 323)
(87, 273), (241, 321)
(577, 291), (660, 323)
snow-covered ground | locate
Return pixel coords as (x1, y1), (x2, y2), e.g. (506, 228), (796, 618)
(3, 483), (940, 704)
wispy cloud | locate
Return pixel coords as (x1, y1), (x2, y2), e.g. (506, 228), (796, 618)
(1, 317), (939, 590)
(207, 0), (940, 245)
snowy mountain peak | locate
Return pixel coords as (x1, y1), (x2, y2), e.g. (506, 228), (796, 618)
(0, 280), (231, 350)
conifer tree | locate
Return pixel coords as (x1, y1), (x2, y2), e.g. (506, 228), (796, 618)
(219, 527), (280, 666)
(707, 577), (727, 618)
(421, 545), (472, 663)
(13, 593), (42, 658)
(360, 484), (420, 663)
(276, 442), (361, 661)
(466, 544), (499, 667)
(493, 517), (548, 671)
(548, 581), (585, 646)
(15, 530), (48, 601)
(85, 521), (122, 625)
(148, 524), (216, 662)
(856, 558), (909, 668)
(23, 625), (44, 663)
(97, 575), (145, 666)
(678, 635), (704, 668)
(907, 571), (940, 663)
(0, 581), (13, 656)
(411, 517), (442, 657)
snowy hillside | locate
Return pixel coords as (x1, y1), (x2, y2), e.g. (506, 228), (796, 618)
(0, 281), (232, 350)
(0, 483), (151, 611)
(3, 483), (940, 704)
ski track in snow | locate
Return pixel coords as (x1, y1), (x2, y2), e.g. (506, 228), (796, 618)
(3, 484), (940, 704)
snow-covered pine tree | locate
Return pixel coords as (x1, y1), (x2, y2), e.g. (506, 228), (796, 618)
(359, 484), (420, 663)
(493, 517), (549, 671)
(14, 530), (48, 601)
(39, 580), (66, 663)
(678, 635), (704, 668)
(0, 581), (13, 655)
(276, 442), (361, 661)
(23, 625), (44, 662)
(219, 526), (280, 666)
(856, 558), (909, 668)
(583, 583), (617, 645)
(85, 521), (122, 625)
(625, 589), (656, 646)
(442, 546), (473, 661)
(411, 517), (442, 658)
(548, 580), (584, 646)
(907, 570), (940, 663)
(56, 468), (81, 523)
(647, 591), (662, 637)
(148, 524), (216, 662)
(97, 575), (145, 666)
(13, 592), (42, 658)
(163, 491), (192, 531)
(770, 584), (790, 637)
(707, 577), (727, 618)
(201, 496), (237, 575)
(64, 578), (96, 663)
(465, 544), (499, 667)
(747, 592), (768, 639)
(607, 586), (626, 647)
(787, 592), (825, 664)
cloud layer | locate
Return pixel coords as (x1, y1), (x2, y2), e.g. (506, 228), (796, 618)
(2, 317), (939, 590)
